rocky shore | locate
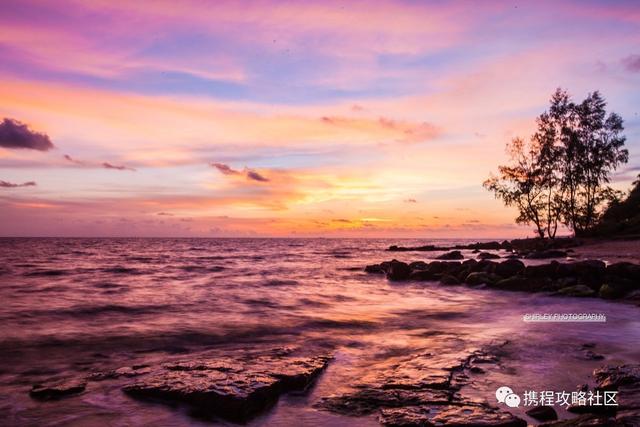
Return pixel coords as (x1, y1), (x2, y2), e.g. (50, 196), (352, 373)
(365, 256), (640, 302)
(29, 346), (332, 423)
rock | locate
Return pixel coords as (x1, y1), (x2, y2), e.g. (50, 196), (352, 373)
(386, 260), (412, 281)
(317, 388), (451, 416)
(492, 276), (540, 292)
(30, 378), (86, 400)
(526, 249), (568, 259)
(440, 275), (461, 285)
(465, 272), (498, 286)
(436, 251), (464, 260)
(598, 283), (623, 299)
(365, 264), (385, 274)
(556, 285), (595, 297)
(539, 414), (616, 426)
(607, 262), (640, 281)
(388, 245), (440, 252)
(379, 404), (527, 427)
(494, 259), (525, 278)
(88, 365), (152, 381)
(577, 350), (605, 361)
(524, 261), (559, 278)
(526, 405), (558, 421)
(409, 261), (429, 270)
(572, 260), (607, 288)
(123, 353), (331, 422)
(477, 252), (501, 260)
(593, 364), (640, 390)
(409, 270), (437, 281)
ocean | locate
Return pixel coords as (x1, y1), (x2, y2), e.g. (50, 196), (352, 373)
(1, 238), (639, 426)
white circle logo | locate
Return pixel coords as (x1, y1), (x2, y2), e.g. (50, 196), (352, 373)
(504, 393), (521, 408)
(495, 386), (514, 403)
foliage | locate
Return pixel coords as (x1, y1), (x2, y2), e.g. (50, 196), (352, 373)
(484, 89), (629, 238)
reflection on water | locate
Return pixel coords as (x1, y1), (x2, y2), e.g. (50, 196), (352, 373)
(0, 238), (639, 425)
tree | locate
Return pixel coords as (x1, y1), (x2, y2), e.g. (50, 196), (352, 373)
(483, 137), (556, 239)
(485, 88), (628, 238)
(561, 91), (628, 234)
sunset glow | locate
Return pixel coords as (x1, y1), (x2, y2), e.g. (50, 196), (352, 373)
(1, 0), (639, 237)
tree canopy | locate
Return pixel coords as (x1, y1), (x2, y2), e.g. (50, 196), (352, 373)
(484, 89), (629, 238)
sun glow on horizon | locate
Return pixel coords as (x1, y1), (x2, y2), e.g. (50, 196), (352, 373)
(0, 0), (639, 237)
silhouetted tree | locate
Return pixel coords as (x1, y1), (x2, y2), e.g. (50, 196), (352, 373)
(485, 88), (628, 238)
(484, 138), (550, 238)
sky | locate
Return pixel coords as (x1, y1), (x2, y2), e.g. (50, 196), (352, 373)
(0, 0), (639, 238)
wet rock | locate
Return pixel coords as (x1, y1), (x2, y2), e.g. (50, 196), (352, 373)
(577, 350), (605, 361)
(123, 353), (331, 422)
(607, 262), (640, 281)
(388, 245), (441, 252)
(477, 252), (501, 260)
(465, 272), (499, 286)
(409, 261), (429, 270)
(492, 276), (540, 292)
(598, 284), (623, 299)
(440, 275), (461, 286)
(365, 264), (386, 274)
(593, 364), (640, 390)
(88, 365), (152, 381)
(526, 249), (568, 259)
(30, 378), (86, 400)
(524, 261), (559, 278)
(539, 413), (616, 426)
(436, 251), (464, 260)
(318, 388), (452, 416)
(379, 404), (527, 427)
(526, 405), (558, 421)
(409, 270), (437, 281)
(387, 260), (412, 281)
(556, 284), (596, 297)
(572, 260), (607, 288)
(494, 259), (525, 278)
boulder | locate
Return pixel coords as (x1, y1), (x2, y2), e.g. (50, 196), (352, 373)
(526, 249), (568, 259)
(123, 353), (331, 422)
(436, 251), (464, 260)
(465, 272), (499, 286)
(524, 261), (559, 278)
(30, 378), (86, 400)
(365, 264), (385, 274)
(408, 261), (429, 270)
(606, 262), (640, 281)
(492, 276), (541, 292)
(379, 404), (527, 427)
(440, 275), (461, 285)
(556, 285), (596, 297)
(409, 270), (437, 281)
(386, 260), (411, 281)
(526, 405), (558, 421)
(477, 252), (501, 260)
(494, 259), (525, 278)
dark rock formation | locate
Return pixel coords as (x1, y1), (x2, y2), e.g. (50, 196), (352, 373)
(477, 252), (501, 260)
(316, 342), (526, 427)
(436, 251), (464, 260)
(123, 352), (331, 422)
(526, 405), (558, 421)
(364, 257), (640, 302)
(386, 260), (412, 281)
(379, 404), (526, 426)
(526, 249), (568, 259)
(30, 378), (86, 400)
(541, 364), (640, 425)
